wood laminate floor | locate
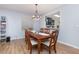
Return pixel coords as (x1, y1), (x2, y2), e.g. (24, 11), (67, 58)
(0, 39), (79, 54)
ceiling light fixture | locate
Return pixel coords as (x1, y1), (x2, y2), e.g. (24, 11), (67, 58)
(32, 4), (40, 19)
(54, 14), (60, 17)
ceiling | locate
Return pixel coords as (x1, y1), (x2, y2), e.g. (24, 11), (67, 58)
(48, 11), (60, 17)
(0, 4), (63, 15)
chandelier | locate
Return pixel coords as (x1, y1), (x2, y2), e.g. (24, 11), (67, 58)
(32, 4), (40, 19)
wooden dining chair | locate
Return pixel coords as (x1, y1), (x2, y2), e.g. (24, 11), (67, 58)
(42, 30), (59, 54)
(25, 30), (38, 54)
(40, 28), (50, 34)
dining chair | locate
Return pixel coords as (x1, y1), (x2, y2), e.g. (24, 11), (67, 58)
(25, 30), (38, 54)
(40, 28), (50, 34)
(42, 30), (59, 54)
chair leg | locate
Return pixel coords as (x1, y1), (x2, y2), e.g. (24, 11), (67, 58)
(49, 46), (51, 54)
(38, 43), (41, 54)
(49, 49), (51, 54)
(54, 45), (57, 53)
(30, 48), (32, 54)
(29, 45), (32, 54)
(25, 39), (28, 44)
(28, 44), (32, 54)
(28, 44), (29, 50)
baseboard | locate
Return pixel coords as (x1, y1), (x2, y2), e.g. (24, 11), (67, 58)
(11, 37), (24, 40)
(58, 40), (79, 49)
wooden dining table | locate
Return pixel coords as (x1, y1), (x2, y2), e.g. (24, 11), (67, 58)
(28, 31), (50, 54)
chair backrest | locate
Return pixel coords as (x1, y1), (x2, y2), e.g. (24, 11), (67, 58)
(49, 30), (59, 46)
(40, 28), (50, 34)
(25, 30), (32, 45)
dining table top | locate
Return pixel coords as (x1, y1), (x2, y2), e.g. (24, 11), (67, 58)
(28, 31), (50, 42)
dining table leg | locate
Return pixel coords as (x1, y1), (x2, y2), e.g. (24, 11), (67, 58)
(38, 42), (41, 54)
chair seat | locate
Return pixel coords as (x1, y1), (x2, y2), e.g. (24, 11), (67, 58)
(31, 39), (38, 45)
(31, 30), (36, 33)
(38, 33), (49, 36)
(43, 40), (50, 46)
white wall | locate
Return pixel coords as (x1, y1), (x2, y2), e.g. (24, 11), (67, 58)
(33, 18), (41, 32)
(0, 9), (31, 40)
(22, 15), (33, 38)
(59, 5), (79, 48)
(42, 5), (79, 48)
(22, 16), (33, 29)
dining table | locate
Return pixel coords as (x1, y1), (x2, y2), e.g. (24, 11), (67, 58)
(28, 31), (50, 54)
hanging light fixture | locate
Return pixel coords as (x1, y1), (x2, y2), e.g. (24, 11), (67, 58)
(32, 4), (40, 19)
